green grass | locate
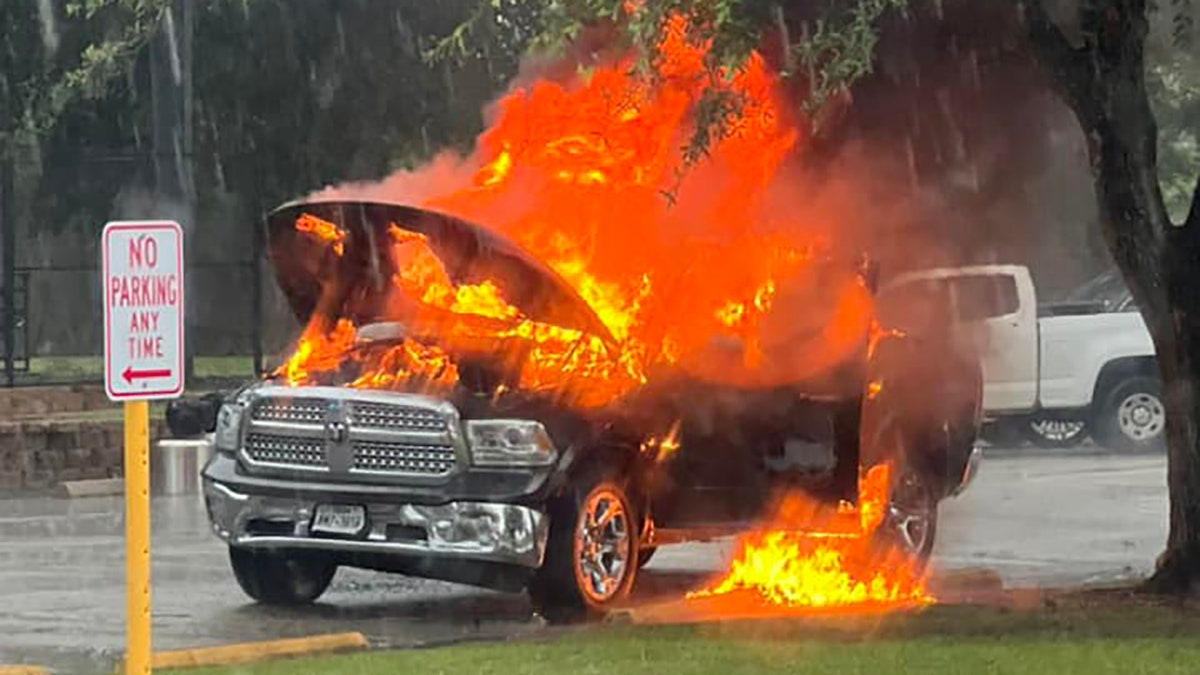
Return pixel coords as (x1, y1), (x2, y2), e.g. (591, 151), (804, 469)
(176, 604), (1200, 675)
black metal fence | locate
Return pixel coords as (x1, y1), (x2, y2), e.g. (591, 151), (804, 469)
(0, 156), (300, 389)
(1, 270), (29, 381)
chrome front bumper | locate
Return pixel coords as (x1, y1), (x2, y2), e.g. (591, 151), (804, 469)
(203, 478), (549, 568)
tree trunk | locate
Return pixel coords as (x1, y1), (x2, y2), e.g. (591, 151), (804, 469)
(1023, 0), (1200, 591)
(1148, 248), (1200, 591)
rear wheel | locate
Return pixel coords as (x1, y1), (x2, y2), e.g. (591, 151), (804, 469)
(1024, 417), (1088, 448)
(529, 471), (639, 623)
(228, 547), (336, 605)
(1093, 376), (1165, 451)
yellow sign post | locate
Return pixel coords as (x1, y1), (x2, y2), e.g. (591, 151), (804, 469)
(124, 400), (152, 675)
(104, 221), (186, 675)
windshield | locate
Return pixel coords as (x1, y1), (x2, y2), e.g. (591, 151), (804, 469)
(1064, 270), (1132, 309)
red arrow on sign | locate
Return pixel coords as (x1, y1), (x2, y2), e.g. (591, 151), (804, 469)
(123, 366), (173, 384)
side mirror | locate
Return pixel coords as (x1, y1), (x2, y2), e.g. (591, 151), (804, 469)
(164, 392), (225, 438)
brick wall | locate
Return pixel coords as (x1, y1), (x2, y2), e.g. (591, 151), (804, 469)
(0, 386), (115, 418)
(0, 419), (168, 491)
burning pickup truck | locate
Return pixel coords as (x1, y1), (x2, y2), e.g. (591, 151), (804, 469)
(200, 199), (982, 619)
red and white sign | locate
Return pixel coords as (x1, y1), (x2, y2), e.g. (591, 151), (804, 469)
(102, 221), (185, 401)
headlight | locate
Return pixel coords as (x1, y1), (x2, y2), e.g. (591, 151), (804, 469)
(466, 420), (557, 467)
(213, 403), (243, 453)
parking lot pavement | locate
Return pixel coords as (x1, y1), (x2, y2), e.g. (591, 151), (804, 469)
(0, 447), (1168, 673)
(649, 447), (1168, 588)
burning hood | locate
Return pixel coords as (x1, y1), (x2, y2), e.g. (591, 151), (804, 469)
(268, 199), (876, 404)
(266, 200), (616, 345)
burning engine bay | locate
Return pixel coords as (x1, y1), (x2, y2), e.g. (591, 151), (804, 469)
(200, 14), (982, 619)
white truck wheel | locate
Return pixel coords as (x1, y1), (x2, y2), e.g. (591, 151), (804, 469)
(1094, 376), (1165, 451)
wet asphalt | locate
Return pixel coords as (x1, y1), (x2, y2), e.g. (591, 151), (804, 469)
(0, 446), (1168, 673)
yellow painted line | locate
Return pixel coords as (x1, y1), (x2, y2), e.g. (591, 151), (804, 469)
(0, 666), (51, 675)
(115, 632), (368, 671)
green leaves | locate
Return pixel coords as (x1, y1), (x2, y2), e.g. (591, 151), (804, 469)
(794, 0), (908, 113)
(429, 0), (906, 165)
(1147, 0), (1200, 221)
(10, 0), (168, 141)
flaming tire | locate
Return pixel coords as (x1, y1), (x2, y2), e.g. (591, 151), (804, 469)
(529, 470), (640, 622)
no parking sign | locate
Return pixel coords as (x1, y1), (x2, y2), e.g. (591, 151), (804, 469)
(102, 221), (185, 400)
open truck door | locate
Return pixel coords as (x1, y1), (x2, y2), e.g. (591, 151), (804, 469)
(878, 265), (1038, 414)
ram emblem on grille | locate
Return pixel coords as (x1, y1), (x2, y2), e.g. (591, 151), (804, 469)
(324, 400), (353, 473)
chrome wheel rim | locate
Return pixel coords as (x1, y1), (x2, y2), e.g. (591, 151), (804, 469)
(574, 487), (632, 603)
(887, 469), (934, 556)
(1118, 392), (1164, 442)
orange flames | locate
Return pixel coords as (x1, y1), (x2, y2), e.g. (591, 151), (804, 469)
(284, 12), (874, 400)
(692, 534), (930, 609)
(294, 213), (346, 257)
(689, 464), (932, 610)
(276, 13), (930, 612)
(281, 217), (642, 406)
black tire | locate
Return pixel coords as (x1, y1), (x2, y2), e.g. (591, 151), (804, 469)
(529, 469), (640, 623)
(637, 546), (658, 569)
(228, 547), (336, 605)
(1023, 417), (1088, 449)
(1093, 376), (1166, 452)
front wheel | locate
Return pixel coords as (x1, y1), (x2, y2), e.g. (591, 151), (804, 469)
(529, 472), (639, 623)
(864, 423), (939, 570)
(228, 547), (336, 605)
(1093, 376), (1165, 452)
(876, 464), (939, 569)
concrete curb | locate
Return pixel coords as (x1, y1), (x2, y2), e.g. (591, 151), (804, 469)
(0, 666), (51, 675)
(57, 478), (124, 498)
(116, 632), (369, 671)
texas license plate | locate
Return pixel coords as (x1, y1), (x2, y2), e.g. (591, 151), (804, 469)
(311, 504), (366, 536)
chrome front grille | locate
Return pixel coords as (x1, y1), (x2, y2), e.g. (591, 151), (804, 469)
(352, 401), (447, 432)
(245, 433), (325, 467)
(352, 440), (457, 474)
(251, 398), (325, 424)
(239, 386), (461, 482)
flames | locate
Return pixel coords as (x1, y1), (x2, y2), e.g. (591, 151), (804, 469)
(295, 213), (346, 257)
(275, 12), (932, 613)
(689, 463), (932, 611)
(283, 12), (874, 400)
(280, 213), (642, 406)
(692, 534), (930, 609)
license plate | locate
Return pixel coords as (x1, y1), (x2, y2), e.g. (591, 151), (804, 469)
(311, 504), (366, 536)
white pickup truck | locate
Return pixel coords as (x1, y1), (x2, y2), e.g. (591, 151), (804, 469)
(878, 265), (1161, 451)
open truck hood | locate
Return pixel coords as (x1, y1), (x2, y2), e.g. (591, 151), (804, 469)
(266, 200), (616, 344)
